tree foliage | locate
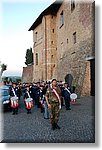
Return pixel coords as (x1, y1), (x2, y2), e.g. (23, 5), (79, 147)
(2, 76), (21, 83)
(25, 48), (33, 66)
(1, 64), (7, 73)
(0, 62), (7, 76)
(0, 61), (7, 82)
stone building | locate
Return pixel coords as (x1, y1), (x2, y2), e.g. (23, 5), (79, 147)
(22, 65), (33, 83)
(29, 0), (95, 96)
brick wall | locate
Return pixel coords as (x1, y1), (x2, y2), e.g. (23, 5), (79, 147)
(22, 65), (33, 83)
(56, 0), (95, 96)
(32, 23), (43, 82)
(81, 61), (91, 96)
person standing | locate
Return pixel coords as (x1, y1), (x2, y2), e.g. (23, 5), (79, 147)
(35, 82), (41, 108)
(62, 83), (71, 110)
(10, 83), (19, 115)
(18, 83), (22, 100)
(45, 79), (61, 130)
(40, 85), (49, 119)
(24, 86), (33, 114)
(39, 85), (44, 113)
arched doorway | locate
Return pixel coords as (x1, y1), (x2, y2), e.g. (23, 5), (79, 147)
(65, 74), (73, 87)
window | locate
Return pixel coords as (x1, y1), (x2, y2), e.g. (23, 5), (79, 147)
(35, 32), (38, 43)
(71, 0), (75, 12)
(53, 29), (54, 33)
(67, 39), (68, 44)
(73, 32), (76, 44)
(60, 11), (64, 28)
(36, 53), (38, 65)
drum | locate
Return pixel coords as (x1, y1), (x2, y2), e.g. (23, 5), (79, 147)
(70, 93), (77, 100)
(11, 96), (19, 108)
(25, 98), (33, 109)
(25, 98), (33, 102)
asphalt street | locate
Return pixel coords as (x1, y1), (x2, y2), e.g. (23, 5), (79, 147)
(1, 96), (95, 143)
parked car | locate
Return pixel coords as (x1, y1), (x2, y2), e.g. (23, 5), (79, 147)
(5, 84), (12, 90)
(0, 85), (11, 111)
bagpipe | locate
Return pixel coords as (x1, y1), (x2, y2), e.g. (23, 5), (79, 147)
(25, 98), (33, 109)
(11, 96), (19, 108)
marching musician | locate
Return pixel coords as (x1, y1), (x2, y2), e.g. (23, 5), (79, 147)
(10, 82), (19, 115)
(62, 83), (71, 110)
(24, 85), (33, 114)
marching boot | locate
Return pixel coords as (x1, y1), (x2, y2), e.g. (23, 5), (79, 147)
(29, 110), (31, 114)
(15, 108), (18, 114)
(55, 123), (60, 129)
(51, 123), (56, 130)
(12, 108), (15, 115)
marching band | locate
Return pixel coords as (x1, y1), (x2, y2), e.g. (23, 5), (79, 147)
(7, 80), (77, 116)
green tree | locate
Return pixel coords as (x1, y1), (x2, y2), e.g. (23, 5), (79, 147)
(0, 62), (7, 82)
(2, 77), (8, 82)
(1, 64), (7, 73)
(0, 61), (7, 77)
(16, 78), (21, 83)
(25, 47), (33, 66)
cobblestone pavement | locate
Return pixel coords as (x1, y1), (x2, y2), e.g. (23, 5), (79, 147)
(1, 96), (95, 143)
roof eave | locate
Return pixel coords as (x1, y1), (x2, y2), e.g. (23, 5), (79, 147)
(28, 1), (62, 31)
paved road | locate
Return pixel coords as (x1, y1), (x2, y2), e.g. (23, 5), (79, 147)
(1, 96), (95, 143)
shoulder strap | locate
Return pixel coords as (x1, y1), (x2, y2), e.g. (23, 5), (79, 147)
(65, 88), (71, 95)
(52, 88), (60, 102)
(12, 88), (16, 96)
(27, 91), (31, 98)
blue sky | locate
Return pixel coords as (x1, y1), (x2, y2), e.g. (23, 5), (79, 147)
(0, 0), (54, 76)
(2, 1), (53, 32)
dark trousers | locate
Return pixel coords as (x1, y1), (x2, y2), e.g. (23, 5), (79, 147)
(35, 98), (40, 108)
(40, 103), (44, 113)
(26, 108), (31, 114)
(64, 98), (70, 109)
(12, 107), (18, 114)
